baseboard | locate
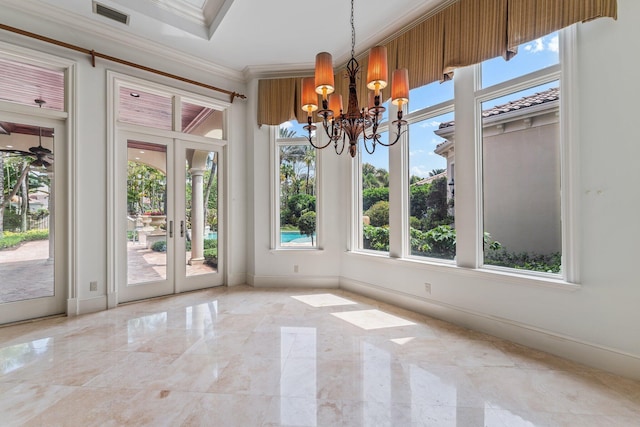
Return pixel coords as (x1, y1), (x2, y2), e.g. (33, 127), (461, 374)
(250, 274), (340, 289)
(66, 298), (78, 316)
(77, 295), (107, 315)
(227, 272), (247, 286)
(340, 277), (640, 380)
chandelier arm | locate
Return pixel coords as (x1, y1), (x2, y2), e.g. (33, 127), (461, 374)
(373, 129), (403, 147)
(363, 137), (377, 154)
(304, 116), (332, 149)
(306, 134), (333, 150)
(334, 134), (347, 155)
(322, 117), (343, 142)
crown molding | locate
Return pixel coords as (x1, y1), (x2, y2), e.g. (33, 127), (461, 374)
(243, 62), (315, 81)
(1, 0), (245, 83)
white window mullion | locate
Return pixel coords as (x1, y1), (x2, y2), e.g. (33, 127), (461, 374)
(452, 65), (481, 268)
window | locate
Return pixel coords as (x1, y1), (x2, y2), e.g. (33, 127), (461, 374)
(478, 31), (562, 276)
(408, 111), (455, 260)
(351, 28), (571, 281)
(404, 79), (455, 261)
(0, 57), (65, 111)
(274, 121), (318, 249)
(118, 86), (172, 130)
(360, 134), (389, 253)
(181, 100), (224, 139)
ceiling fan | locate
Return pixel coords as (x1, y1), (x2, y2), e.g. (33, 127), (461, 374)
(0, 99), (54, 168)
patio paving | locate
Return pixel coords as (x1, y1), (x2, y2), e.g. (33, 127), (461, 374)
(1, 240), (216, 304)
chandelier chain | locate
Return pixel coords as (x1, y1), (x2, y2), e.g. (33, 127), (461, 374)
(350, 0), (355, 59)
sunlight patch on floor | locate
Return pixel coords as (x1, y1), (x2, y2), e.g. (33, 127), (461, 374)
(331, 309), (415, 330)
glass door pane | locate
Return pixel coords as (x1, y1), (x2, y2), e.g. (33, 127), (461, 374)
(176, 141), (223, 293)
(184, 149), (218, 277)
(0, 117), (65, 324)
(125, 140), (171, 288)
(119, 137), (174, 301)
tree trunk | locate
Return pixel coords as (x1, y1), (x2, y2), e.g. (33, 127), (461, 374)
(0, 154), (4, 238)
(202, 153), (217, 226)
(20, 162), (28, 232)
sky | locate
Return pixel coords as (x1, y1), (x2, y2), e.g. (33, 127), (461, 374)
(281, 32), (559, 179)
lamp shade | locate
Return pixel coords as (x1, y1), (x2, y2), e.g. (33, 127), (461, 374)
(366, 46), (388, 92)
(301, 77), (319, 114)
(314, 52), (335, 96)
(391, 68), (409, 106)
(328, 93), (343, 113)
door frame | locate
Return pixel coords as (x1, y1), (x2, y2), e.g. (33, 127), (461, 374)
(114, 129), (226, 304)
(0, 111), (68, 324)
(107, 72), (231, 308)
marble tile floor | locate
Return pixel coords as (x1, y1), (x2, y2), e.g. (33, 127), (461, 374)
(1, 285), (639, 426)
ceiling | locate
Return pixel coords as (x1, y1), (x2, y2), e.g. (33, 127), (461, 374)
(1, 0), (451, 77)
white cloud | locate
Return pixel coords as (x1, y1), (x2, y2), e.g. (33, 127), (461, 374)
(411, 165), (431, 177)
(281, 121), (293, 129)
(548, 35), (559, 53)
(419, 120), (441, 128)
(410, 149), (426, 156)
(524, 38), (545, 53)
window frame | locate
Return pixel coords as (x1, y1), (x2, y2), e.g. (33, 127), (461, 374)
(348, 26), (579, 286)
(270, 127), (321, 251)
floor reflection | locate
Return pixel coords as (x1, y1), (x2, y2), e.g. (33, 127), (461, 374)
(0, 286), (638, 426)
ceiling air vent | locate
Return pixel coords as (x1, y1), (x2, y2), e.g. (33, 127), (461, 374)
(93, 2), (130, 25)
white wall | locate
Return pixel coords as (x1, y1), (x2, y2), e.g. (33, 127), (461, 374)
(334, 0), (640, 379)
(247, 1), (640, 379)
(3, 0), (638, 380)
(1, 6), (248, 309)
(246, 85), (344, 287)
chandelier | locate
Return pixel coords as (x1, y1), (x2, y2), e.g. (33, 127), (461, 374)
(301, 0), (409, 157)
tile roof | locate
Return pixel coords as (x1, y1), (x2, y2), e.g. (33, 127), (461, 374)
(438, 86), (559, 129)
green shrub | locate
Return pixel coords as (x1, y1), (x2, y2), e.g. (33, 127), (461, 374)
(22, 229), (49, 241)
(0, 230), (49, 250)
(151, 240), (167, 252)
(204, 248), (218, 267)
(286, 194), (316, 226)
(298, 211), (316, 244)
(485, 249), (561, 273)
(3, 211), (21, 232)
(204, 238), (217, 250)
(364, 201), (389, 227)
(363, 225), (389, 251)
(362, 187), (389, 211)
(0, 233), (23, 250)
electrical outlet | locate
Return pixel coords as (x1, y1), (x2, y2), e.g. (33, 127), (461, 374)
(294, 265), (299, 273)
(90, 281), (98, 292)
(424, 282), (432, 294)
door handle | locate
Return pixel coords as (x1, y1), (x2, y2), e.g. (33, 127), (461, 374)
(180, 220), (184, 237)
(169, 220), (174, 238)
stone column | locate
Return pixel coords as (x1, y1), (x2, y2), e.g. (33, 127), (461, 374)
(188, 168), (205, 265)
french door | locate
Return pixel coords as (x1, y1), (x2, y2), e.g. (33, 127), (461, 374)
(118, 131), (223, 303)
(0, 113), (67, 324)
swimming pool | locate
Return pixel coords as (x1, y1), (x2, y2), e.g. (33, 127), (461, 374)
(206, 231), (314, 244)
(281, 231), (316, 244)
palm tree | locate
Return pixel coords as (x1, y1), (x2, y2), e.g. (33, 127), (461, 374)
(301, 146), (315, 195)
(278, 127), (297, 139)
(203, 152), (217, 228)
(429, 168), (446, 177)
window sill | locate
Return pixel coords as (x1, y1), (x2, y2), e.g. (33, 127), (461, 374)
(345, 251), (581, 292)
(270, 247), (325, 254)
